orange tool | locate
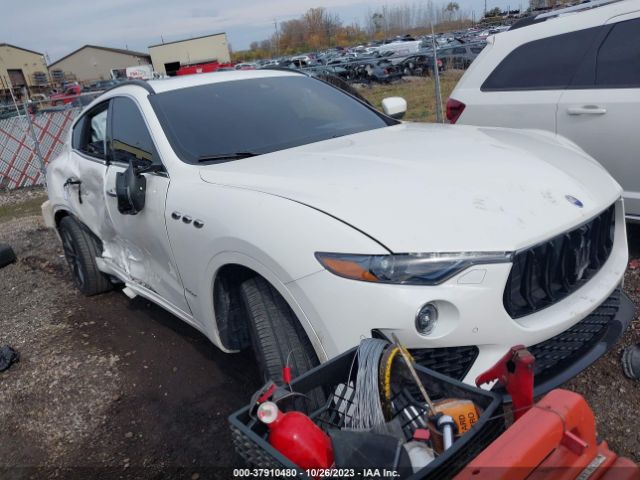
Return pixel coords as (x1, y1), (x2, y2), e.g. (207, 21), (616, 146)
(454, 389), (639, 480)
(433, 398), (479, 435)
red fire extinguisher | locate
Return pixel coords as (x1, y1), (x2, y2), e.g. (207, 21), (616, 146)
(257, 401), (334, 470)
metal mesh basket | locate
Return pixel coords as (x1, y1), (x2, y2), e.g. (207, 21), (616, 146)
(229, 347), (505, 479)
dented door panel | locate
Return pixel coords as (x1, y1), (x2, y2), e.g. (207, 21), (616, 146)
(102, 164), (191, 315)
(64, 153), (109, 237)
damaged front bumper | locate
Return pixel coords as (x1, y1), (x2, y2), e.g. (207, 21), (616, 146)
(496, 288), (634, 400)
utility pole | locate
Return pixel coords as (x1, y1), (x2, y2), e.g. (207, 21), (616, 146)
(484, 0), (487, 16)
(274, 20), (279, 57)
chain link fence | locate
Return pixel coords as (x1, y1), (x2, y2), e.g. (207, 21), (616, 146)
(0, 106), (81, 190)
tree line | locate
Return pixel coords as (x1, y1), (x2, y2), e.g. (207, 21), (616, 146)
(231, 2), (478, 62)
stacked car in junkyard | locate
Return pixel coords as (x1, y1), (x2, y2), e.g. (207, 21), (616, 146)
(249, 31), (489, 84)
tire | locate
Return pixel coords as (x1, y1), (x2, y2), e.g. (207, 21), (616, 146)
(240, 276), (324, 408)
(58, 216), (112, 296)
(0, 243), (16, 268)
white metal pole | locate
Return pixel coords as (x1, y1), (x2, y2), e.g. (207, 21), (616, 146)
(21, 95), (47, 186)
(430, 22), (444, 123)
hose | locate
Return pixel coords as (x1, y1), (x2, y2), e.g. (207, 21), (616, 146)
(379, 344), (415, 420)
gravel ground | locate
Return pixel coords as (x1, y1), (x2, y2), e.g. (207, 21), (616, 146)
(0, 188), (260, 479)
(0, 187), (638, 478)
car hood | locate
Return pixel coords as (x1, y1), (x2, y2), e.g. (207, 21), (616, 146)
(199, 123), (621, 253)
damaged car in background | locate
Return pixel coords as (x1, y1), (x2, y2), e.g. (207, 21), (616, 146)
(42, 69), (632, 395)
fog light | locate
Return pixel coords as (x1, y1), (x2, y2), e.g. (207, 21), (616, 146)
(416, 303), (438, 335)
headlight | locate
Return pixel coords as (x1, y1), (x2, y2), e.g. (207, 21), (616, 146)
(315, 251), (512, 285)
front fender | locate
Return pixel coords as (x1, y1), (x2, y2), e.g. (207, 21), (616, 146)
(165, 180), (388, 357)
(202, 250), (327, 359)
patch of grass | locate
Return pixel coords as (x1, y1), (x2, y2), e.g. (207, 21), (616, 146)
(0, 194), (48, 222)
(359, 70), (464, 123)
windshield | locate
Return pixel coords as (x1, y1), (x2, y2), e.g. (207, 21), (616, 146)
(150, 75), (395, 164)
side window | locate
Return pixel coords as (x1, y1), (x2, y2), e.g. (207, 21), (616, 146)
(453, 47), (466, 54)
(482, 26), (606, 91)
(71, 116), (85, 150)
(73, 104), (108, 159)
(110, 97), (157, 165)
(596, 18), (640, 88)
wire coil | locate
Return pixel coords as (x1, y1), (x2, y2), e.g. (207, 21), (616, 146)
(346, 338), (388, 430)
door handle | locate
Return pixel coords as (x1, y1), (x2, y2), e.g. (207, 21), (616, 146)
(567, 105), (607, 116)
(106, 189), (117, 198)
(63, 177), (83, 204)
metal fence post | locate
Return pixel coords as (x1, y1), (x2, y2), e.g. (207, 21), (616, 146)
(22, 101), (48, 187)
(430, 23), (444, 124)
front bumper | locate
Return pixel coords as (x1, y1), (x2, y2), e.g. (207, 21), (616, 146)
(527, 288), (633, 397)
(406, 288), (634, 398)
(287, 201), (628, 389)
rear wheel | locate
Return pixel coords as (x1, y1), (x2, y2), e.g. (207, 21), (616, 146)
(58, 216), (112, 296)
(240, 276), (324, 408)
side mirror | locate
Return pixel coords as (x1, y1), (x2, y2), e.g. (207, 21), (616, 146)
(133, 158), (163, 175)
(381, 96), (407, 119)
(115, 161), (156, 215)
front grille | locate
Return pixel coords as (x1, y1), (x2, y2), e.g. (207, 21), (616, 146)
(529, 288), (620, 383)
(504, 203), (616, 318)
(410, 346), (479, 380)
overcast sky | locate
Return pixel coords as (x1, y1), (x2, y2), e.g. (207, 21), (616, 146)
(2, 0), (519, 63)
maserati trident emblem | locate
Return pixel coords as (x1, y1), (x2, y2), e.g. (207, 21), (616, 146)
(565, 195), (584, 208)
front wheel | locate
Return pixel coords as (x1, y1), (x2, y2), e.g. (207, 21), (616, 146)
(240, 277), (319, 384)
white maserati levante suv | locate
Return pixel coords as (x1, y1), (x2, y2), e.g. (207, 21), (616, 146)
(42, 69), (632, 394)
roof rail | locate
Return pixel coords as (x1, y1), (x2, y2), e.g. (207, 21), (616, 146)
(536, 0), (624, 20)
(103, 79), (156, 95)
(510, 0), (624, 30)
(258, 66), (310, 76)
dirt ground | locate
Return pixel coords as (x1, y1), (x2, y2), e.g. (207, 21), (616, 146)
(0, 188), (261, 479)
(0, 186), (639, 479)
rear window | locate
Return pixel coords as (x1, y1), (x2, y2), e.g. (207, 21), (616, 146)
(150, 75), (393, 164)
(482, 26), (606, 91)
(596, 18), (640, 88)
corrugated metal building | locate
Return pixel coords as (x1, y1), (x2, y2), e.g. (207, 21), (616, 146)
(0, 43), (49, 96)
(48, 45), (151, 83)
(149, 32), (230, 76)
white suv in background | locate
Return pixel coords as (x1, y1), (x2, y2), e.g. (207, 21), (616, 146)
(448, 0), (640, 218)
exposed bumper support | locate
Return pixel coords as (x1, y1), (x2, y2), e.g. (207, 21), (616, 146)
(499, 291), (635, 401)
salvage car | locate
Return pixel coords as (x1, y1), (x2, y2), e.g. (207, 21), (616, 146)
(397, 54), (443, 76)
(42, 69), (632, 395)
(437, 43), (486, 70)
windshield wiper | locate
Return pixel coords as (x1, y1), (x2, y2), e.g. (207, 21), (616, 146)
(197, 152), (261, 163)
